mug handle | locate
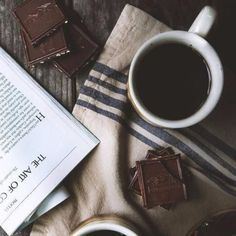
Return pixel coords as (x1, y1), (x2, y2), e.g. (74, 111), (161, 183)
(188, 6), (217, 38)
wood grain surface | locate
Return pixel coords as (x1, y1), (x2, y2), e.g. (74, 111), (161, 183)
(0, 0), (235, 235)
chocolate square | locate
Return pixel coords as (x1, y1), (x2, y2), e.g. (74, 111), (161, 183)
(128, 148), (175, 194)
(53, 23), (99, 78)
(137, 155), (187, 208)
(129, 165), (174, 210)
(21, 27), (70, 66)
(13, 0), (67, 45)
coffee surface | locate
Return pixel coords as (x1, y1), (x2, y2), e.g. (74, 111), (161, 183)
(134, 43), (210, 120)
(86, 230), (124, 236)
(191, 211), (236, 236)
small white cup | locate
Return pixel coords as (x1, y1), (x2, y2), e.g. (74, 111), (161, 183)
(128, 6), (223, 129)
(70, 215), (140, 236)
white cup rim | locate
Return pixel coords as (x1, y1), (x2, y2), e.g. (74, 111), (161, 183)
(73, 222), (138, 236)
(70, 216), (140, 236)
(128, 31), (224, 128)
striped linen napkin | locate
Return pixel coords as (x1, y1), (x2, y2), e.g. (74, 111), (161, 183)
(31, 4), (236, 236)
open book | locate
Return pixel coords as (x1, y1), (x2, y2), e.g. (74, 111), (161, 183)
(0, 48), (99, 235)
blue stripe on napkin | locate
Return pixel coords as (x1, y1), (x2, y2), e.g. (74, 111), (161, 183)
(191, 125), (236, 159)
(93, 62), (128, 84)
(78, 99), (159, 149)
(87, 76), (127, 95)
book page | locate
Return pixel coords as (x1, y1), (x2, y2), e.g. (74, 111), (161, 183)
(18, 185), (70, 231)
(0, 48), (99, 235)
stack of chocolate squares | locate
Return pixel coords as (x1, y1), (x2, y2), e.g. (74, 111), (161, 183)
(13, 0), (100, 78)
(129, 147), (188, 209)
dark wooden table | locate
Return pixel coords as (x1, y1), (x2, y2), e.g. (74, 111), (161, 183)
(0, 0), (235, 235)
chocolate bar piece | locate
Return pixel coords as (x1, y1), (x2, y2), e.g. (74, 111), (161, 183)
(129, 148), (176, 210)
(53, 23), (99, 78)
(129, 164), (173, 210)
(13, 0), (67, 45)
(21, 28), (70, 66)
(137, 155), (187, 208)
(59, 4), (90, 35)
(129, 148), (174, 194)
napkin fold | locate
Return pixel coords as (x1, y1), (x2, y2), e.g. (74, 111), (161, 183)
(31, 4), (236, 236)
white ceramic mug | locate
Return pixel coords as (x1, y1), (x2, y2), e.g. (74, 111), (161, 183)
(128, 6), (223, 129)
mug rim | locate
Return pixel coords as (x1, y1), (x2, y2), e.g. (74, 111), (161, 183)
(128, 30), (224, 128)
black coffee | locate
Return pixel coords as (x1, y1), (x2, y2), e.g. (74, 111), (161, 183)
(86, 230), (125, 236)
(134, 43), (211, 120)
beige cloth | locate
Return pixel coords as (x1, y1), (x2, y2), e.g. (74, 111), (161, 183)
(31, 5), (236, 236)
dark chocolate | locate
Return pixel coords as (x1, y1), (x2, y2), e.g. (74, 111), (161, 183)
(13, 0), (67, 45)
(137, 155), (187, 208)
(129, 148), (177, 210)
(129, 164), (173, 210)
(53, 23), (99, 78)
(21, 27), (70, 66)
(58, 4), (90, 35)
(129, 148), (175, 194)
(54, 23), (99, 78)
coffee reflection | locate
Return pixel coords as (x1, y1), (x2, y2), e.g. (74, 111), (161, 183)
(190, 210), (236, 236)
